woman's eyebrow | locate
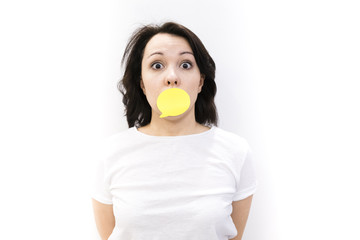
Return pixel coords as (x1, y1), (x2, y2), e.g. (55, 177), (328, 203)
(147, 51), (194, 58)
(148, 51), (163, 58)
(180, 51), (194, 56)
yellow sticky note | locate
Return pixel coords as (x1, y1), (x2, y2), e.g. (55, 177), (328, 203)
(157, 88), (191, 118)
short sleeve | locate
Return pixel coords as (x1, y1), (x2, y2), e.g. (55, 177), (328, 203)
(90, 141), (113, 205)
(233, 142), (258, 201)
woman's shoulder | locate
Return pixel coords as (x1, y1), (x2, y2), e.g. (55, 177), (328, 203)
(89, 128), (137, 168)
(211, 127), (251, 158)
(213, 126), (249, 145)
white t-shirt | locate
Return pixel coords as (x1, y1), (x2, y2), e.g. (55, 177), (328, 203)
(91, 126), (258, 240)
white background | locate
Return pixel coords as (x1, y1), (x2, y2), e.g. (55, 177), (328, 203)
(1, 0), (359, 239)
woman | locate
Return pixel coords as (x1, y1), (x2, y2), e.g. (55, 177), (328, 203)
(92, 22), (258, 240)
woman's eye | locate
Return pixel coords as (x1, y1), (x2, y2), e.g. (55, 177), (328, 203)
(151, 62), (163, 70)
(181, 62), (192, 69)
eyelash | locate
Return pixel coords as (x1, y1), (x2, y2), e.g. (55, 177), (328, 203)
(150, 61), (193, 70)
(151, 62), (164, 70)
(181, 62), (192, 69)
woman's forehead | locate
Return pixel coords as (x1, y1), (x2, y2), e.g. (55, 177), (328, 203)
(144, 33), (193, 58)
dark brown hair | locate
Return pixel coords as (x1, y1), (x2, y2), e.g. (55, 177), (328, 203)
(118, 22), (218, 128)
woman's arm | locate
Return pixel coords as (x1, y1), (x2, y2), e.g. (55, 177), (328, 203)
(230, 195), (254, 240)
(92, 199), (115, 240)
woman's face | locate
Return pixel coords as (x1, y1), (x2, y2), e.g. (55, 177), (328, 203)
(140, 33), (204, 119)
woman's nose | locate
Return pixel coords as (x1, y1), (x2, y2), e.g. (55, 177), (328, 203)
(164, 68), (181, 86)
(166, 79), (178, 86)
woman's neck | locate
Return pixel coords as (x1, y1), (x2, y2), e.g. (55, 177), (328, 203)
(137, 109), (210, 136)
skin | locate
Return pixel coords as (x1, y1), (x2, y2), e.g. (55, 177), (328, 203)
(92, 33), (254, 239)
(230, 195), (254, 240)
(92, 199), (115, 240)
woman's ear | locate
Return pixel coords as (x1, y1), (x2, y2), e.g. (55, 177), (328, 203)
(198, 74), (205, 93)
(140, 78), (146, 95)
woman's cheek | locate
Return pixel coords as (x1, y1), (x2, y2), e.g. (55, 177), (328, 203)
(146, 90), (161, 112)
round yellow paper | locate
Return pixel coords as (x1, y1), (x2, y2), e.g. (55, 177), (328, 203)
(157, 88), (190, 118)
